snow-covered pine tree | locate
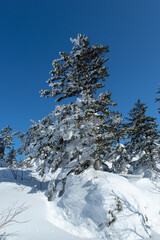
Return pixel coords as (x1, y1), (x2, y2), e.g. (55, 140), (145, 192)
(105, 111), (130, 174)
(41, 92), (117, 172)
(18, 114), (54, 171)
(40, 34), (123, 199)
(0, 138), (5, 166)
(46, 92), (124, 199)
(40, 34), (109, 101)
(0, 126), (12, 159)
(6, 147), (16, 167)
(0, 126), (17, 166)
(125, 99), (160, 172)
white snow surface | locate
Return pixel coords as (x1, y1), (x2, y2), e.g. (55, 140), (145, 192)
(0, 167), (160, 240)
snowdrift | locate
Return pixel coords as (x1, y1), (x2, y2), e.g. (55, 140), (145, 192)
(46, 169), (160, 240)
(0, 167), (160, 239)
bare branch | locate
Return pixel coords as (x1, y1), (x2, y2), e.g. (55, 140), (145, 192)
(0, 202), (28, 238)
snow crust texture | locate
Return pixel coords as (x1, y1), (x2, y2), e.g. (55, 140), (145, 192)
(46, 169), (160, 240)
(0, 167), (160, 240)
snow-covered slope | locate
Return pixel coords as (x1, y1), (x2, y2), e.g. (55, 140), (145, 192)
(46, 169), (160, 240)
(0, 167), (160, 240)
(0, 168), (89, 240)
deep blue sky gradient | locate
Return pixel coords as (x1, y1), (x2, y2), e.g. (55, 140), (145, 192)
(0, 0), (160, 147)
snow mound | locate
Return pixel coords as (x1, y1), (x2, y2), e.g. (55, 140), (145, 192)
(0, 168), (87, 240)
(46, 169), (160, 240)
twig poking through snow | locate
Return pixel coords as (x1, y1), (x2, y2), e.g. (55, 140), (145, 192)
(0, 202), (28, 239)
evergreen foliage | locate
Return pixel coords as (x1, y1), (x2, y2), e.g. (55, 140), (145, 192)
(18, 114), (54, 170)
(42, 92), (118, 173)
(6, 147), (16, 167)
(30, 34), (125, 198)
(125, 99), (159, 171)
(0, 126), (18, 165)
(40, 33), (109, 102)
(16, 34), (160, 199)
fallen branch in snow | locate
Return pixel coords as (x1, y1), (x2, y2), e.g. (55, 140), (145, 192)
(0, 202), (28, 239)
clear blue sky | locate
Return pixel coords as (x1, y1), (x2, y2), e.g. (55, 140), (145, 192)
(0, 0), (160, 144)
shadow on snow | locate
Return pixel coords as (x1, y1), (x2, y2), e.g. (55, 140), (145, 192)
(0, 167), (49, 194)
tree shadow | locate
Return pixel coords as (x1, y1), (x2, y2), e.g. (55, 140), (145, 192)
(0, 168), (49, 194)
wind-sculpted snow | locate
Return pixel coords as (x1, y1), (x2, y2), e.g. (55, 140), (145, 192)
(0, 168), (89, 240)
(46, 169), (160, 240)
(0, 167), (160, 239)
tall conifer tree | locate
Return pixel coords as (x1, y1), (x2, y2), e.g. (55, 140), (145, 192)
(6, 147), (16, 166)
(126, 99), (159, 171)
(39, 34), (122, 198)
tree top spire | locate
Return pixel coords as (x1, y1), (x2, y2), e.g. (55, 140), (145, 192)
(40, 34), (110, 102)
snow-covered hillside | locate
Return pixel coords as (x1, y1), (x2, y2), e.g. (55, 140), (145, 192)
(0, 168), (88, 240)
(0, 167), (160, 240)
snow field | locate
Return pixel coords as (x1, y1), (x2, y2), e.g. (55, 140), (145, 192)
(0, 167), (160, 239)
(46, 168), (160, 239)
(0, 168), (87, 240)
